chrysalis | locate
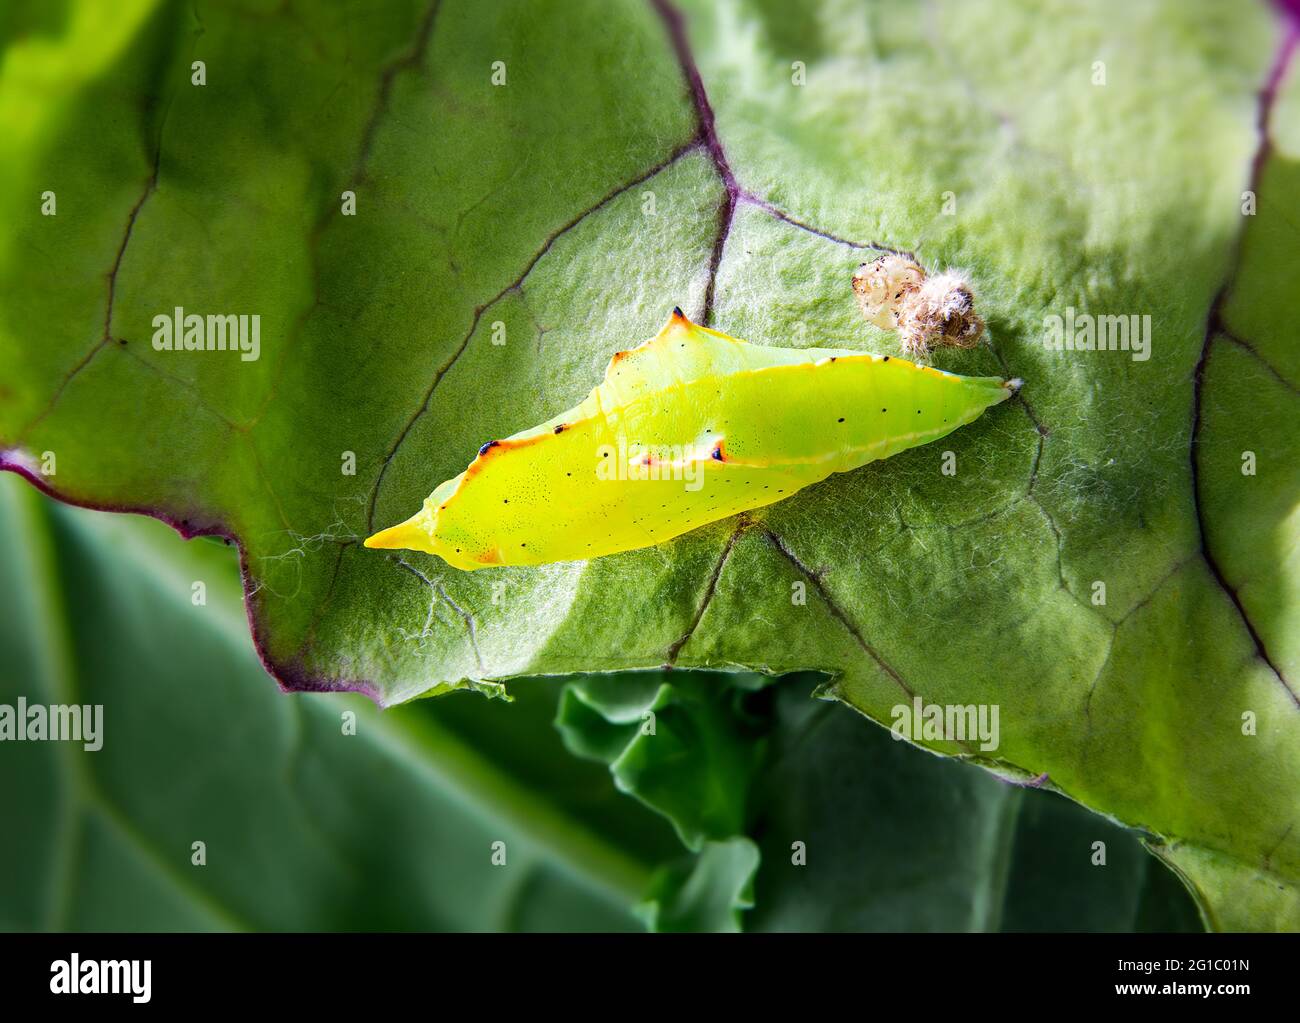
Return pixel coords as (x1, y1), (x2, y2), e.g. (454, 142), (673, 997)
(366, 309), (1018, 570)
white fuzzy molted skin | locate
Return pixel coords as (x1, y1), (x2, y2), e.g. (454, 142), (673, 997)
(852, 253), (926, 330)
(852, 254), (985, 359)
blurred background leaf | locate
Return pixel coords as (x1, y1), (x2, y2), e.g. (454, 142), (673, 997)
(0, 474), (669, 931)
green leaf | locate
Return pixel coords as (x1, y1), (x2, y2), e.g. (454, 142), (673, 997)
(749, 685), (1202, 932)
(555, 670), (769, 850)
(2, 0), (1297, 929)
(639, 838), (759, 933)
(0, 473), (683, 931)
(558, 670), (1202, 931)
(3, 477), (1192, 933)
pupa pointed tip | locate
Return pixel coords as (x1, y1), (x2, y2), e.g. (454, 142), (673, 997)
(363, 511), (429, 552)
(671, 305), (690, 324)
(363, 523), (409, 550)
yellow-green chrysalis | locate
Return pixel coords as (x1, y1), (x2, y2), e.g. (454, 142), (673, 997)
(366, 309), (1018, 570)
